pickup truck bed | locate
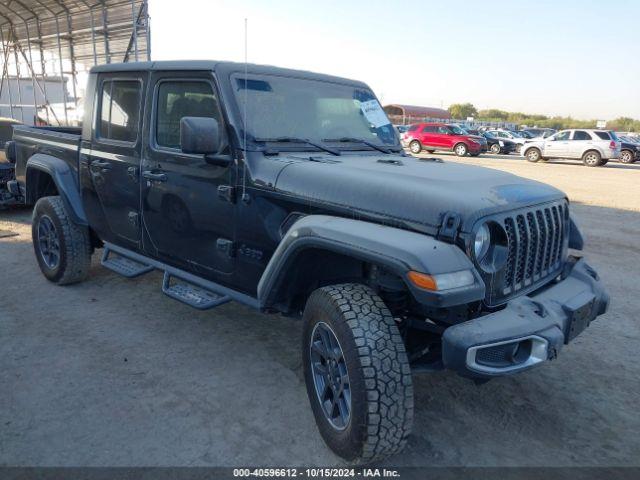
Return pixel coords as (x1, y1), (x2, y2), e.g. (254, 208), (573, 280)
(12, 126), (82, 186)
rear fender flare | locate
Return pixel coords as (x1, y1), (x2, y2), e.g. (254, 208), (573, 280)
(257, 215), (485, 310)
(26, 154), (88, 226)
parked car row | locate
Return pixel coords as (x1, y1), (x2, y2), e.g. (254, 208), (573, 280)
(397, 122), (638, 167)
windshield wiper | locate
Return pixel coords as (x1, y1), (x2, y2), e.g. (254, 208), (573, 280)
(322, 137), (397, 154)
(254, 137), (340, 156)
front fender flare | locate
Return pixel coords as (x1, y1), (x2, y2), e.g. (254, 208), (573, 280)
(26, 154), (88, 226)
(257, 215), (485, 309)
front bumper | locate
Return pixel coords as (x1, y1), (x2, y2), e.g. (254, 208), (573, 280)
(442, 257), (609, 379)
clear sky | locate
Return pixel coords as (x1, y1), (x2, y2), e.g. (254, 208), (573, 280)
(149, 0), (639, 120)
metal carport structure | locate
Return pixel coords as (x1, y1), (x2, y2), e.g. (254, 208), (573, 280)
(0, 0), (150, 126)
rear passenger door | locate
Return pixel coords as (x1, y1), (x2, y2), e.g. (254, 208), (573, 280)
(568, 130), (593, 158)
(81, 74), (145, 248)
(420, 125), (438, 147)
(141, 72), (236, 277)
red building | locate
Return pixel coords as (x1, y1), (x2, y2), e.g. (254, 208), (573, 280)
(383, 104), (451, 125)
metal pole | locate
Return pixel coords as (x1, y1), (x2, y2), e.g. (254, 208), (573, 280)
(23, 21), (40, 125)
(89, 7), (98, 65)
(101, 2), (110, 63)
(10, 29), (25, 123)
(0, 27), (15, 119)
(131, 0), (138, 61)
(64, 11), (79, 110)
(145, 0), (151, 60)
(34, 19), (51, 125)
(54, 15), (69, 124)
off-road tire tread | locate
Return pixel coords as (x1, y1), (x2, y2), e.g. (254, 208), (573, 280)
(310, 283), (414, 463)
(33, 196), (91, 285)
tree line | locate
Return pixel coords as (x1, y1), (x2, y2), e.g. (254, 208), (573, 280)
(447, 103), (639, 132)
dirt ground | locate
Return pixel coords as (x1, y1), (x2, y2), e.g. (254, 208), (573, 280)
(1, 153), (639, 467)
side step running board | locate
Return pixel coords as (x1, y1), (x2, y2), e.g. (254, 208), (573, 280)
(102, 248), (154, 278)
(100, 242), (260, 311)
(162, 272), (231, 310)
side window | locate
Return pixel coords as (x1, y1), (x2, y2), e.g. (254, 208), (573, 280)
(156, 81), (222, 150)
(555, 131), (571, 141)
(98, 80), (141, 143)
(594, 131), (611, 140)
(437, 126), (450, 134)
(573, 130), (592, 141)
(422, 125), (436, 133)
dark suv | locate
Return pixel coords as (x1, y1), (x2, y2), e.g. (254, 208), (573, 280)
(4, 61), (608, 464)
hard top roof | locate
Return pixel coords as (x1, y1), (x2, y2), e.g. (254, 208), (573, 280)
(90, 60), (368, 88)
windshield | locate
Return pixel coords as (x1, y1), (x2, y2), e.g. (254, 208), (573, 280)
(448, 125), (467, 135)
(232, 74), (398, 148)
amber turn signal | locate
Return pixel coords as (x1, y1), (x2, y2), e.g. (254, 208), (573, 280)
(407, 271), (438, 291)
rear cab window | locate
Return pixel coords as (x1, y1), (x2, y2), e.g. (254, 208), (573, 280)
(98, 80), (142, 143)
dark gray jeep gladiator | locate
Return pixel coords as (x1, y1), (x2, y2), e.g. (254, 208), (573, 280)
(3, 61), (609, 463)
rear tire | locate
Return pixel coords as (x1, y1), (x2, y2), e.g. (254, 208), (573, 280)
(582, 150), (602, 167)
(619, 150), (635, 164)
(409, 140), (422, 154)
(453, 143), (468, 157)
(525, 147), (542, 163)
(302, 283), (413, 464)
(32, 196), (91, 285)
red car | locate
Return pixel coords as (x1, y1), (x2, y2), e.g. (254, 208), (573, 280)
(402, 122), (487, 157)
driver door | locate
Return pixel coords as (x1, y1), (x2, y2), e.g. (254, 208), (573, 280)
(545, 130), (571, 157)
(437, 126), (453, 149)
(141, 72), (236, 277)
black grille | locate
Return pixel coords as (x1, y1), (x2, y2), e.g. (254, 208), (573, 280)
(482, 201), (568, 305)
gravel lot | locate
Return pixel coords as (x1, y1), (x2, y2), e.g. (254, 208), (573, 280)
(1, 153), (639, 467)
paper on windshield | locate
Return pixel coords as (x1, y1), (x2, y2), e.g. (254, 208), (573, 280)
(360, 100), (390, 128)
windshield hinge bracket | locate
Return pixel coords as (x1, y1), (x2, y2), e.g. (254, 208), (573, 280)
(437, 212), (461, 243)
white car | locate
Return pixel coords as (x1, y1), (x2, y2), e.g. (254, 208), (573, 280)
(486, 129), (527, 152)
(521, 129), (621, 167)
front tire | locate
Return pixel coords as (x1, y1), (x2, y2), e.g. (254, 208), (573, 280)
(409, 140), (422, 154)
(490, 143), (501, 154)
(453, 143), (468, 157)
(619, 150), (635, 164)
(302, 284), (413, 464)
(582, 150), (602, 167)
(32, 196), (92, 285)
(525, 147), (542, 162)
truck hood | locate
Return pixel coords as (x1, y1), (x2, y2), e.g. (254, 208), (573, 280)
(271, 153), (566, 233)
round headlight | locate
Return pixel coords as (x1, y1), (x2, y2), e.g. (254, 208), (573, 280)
(474, 223), (491, 261)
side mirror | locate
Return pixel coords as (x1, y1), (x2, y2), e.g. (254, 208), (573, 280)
(180, 116), (231, 167)
(180, 116), (221, 155)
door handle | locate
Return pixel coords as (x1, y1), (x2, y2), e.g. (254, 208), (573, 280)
(90, 160), (112, 170)
(142, 171), (168, 182)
